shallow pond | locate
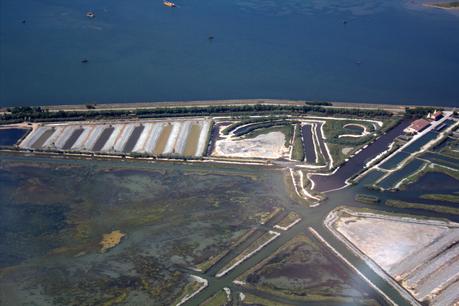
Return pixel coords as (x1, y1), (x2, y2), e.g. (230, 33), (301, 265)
(0, 128), (29, 146)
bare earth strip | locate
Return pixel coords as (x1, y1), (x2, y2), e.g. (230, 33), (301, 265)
(183, 124), (202, 156)
(123, 125), (144, 153)
(391, 232), (459, 277)
(71, 126), (94, 150)
(195, 121), (210, 157)
(432, 280), (459, 306)
(101, 124), (124, 152)
(144, 123), (164, 154)
(153, 124), (172, 155)
(174, 121), (192, 155)
(414, 257), (459, 301)
(92, 126), (114, 152)
(132, 123), (154, 153)
(19, 126), (47, 149)
(163, 122), (182, 154)
(31, 128), (55, 149)
(113, 124), (135, 153)
(54, 126), (78, 149)
(42, 126), (65, 148)
(82, 125), (105, 151)
(70, 127), (91, 150)
(62, 128), (84, 150)
(405, 244), (459, 287)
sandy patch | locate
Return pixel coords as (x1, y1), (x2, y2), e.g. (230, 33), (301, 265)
(213, 131), (288, 159)
(341, 147), (353, 155)
(100, 230), (126, 253)
(334, 214), (447, 271)
(329, 208), (459, 305)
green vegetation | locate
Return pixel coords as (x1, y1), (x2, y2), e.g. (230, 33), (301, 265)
(355, 194), (380, 204)
(420, 194), (459, 204)
(236, 120), (294, 137)
(1, 104), (392, 124)
(320, 119), (382, 166)
(385, 200), (459, 215)
(305, 101), (332, 106)
(274, 211), (301, 228)
(172, 278), (205, 305)
(429, 1), (459, 8)
(195, 228), (256, 273)
(216, 231), (279, 277)
(254, 207), (283, 225)
(292, 123), (305, 161)
(405, 106), (442, 118)
(221, 116), (285, 135)
(436, 137), (459, 159)
(322, 119), (374, 146)
(326, 143), (348, 167)
(201, 289), (230, 306)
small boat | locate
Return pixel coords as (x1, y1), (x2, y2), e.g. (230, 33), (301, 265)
(81, 58), (89, 63)
(163, 1), (176, 7)
(86, 11), (96, 18)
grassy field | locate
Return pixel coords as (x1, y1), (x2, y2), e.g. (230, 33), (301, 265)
(322, 119), (374, 145)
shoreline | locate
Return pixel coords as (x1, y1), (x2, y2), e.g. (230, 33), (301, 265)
(1, 99), (455, 114)
(423, 3), (459, 10)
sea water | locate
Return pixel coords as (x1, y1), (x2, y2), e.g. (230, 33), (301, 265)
(1, 0), (459, 106)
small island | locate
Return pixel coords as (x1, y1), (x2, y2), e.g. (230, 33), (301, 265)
(100, 230), (126, 253)
(425, 1), (459, 9)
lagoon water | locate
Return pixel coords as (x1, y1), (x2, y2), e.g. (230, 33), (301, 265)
(1, 0), (459, 107)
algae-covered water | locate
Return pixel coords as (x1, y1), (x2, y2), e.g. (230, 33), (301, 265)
(0, 153), (419, 306)
(0, 154), (296, 305)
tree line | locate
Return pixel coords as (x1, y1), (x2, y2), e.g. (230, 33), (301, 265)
(1, 103), (393, 124)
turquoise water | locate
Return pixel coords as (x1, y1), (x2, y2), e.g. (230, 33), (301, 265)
(1, 0), (459, 106)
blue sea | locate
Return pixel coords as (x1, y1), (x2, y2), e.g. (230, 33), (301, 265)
(1, 0), (459, 106)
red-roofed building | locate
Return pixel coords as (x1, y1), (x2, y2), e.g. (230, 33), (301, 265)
(431, 111), (443, 121)
(404, 118), (430, 134)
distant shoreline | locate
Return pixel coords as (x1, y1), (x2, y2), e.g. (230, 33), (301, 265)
(423, 1), (459, 10)
(1, 99), (454, 114)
